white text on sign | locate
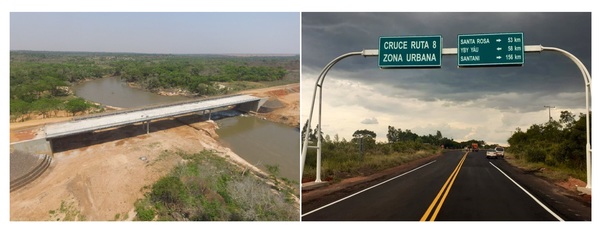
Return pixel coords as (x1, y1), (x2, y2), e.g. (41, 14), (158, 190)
(382, 40), (438, 63)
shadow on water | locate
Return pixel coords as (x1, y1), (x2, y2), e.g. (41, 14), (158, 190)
(50, 109), (241, 153)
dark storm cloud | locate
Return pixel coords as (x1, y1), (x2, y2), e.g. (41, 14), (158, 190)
(302, 12), (591, 112)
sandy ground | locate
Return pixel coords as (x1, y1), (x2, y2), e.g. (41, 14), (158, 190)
(243, 83), (300, 128)
(9, 84), (300, 221)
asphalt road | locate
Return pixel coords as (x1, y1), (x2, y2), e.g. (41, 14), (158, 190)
(301, 150), (591, 221)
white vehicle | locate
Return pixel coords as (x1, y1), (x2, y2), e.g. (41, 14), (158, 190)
(486, 150), (497, 159)
(495, 147), (505, 158)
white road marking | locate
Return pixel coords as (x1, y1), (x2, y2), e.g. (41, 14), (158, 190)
(489, 161), (565, 221)
(302, 160), (437, 217)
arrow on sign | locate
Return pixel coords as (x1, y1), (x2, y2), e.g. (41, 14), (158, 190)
(496, 56), (502, 59)
(496, 39), (501, 42)
(496, 47), (502, 51)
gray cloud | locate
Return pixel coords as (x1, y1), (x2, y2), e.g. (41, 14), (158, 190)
(361, 117), (379, 124)
(302, 12), (590, 113)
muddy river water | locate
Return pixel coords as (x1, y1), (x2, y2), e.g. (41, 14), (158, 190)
(73, 77), (299, 181)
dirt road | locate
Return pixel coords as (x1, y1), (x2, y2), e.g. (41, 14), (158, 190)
(9, 84), (300, 221)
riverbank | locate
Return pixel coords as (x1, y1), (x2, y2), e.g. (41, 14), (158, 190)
(123, 79), (299, 128)
(9, 83), (300, 221)
(10, 82), (299, 141)
(238, 83), (300, 128)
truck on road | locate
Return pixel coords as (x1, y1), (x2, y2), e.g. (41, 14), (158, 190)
(472, 143), (479, 152)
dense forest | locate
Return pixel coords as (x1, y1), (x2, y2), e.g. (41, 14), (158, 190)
(10, 51), (299, 121)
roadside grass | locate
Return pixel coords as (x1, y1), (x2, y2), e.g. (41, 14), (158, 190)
(134, 150), (298, 221)
(503, 151), (583, 182)
(303, 143), (441, 182)
(48, 199), (86, 221)
(112, 212), (128, 221)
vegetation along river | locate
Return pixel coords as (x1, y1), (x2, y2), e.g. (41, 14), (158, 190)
(73, 76), (300, 182)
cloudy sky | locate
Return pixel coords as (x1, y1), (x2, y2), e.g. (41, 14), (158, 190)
(301, 12), (591, 145)
(10, 12), (300, 54)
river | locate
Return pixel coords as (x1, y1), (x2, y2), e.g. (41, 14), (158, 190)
(72, 76), (187, 108)
(73, 76), (299, 182)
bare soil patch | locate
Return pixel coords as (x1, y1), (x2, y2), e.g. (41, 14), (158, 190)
(11, 118), (221, 220)
(241, 83), (300, 128)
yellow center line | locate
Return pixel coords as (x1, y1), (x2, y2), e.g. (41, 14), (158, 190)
(420, 151), (468, 221)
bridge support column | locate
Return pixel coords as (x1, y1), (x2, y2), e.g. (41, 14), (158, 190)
(208, 110), (212, 120)
(146, 121), (150, 134)
(235, 100), (261, 113)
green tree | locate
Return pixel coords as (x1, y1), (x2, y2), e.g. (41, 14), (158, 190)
(435, 130), (443, 145)
(32, 97), (57, 118)
(507, 111), (588, 179)
(352, 129), (377, 152)
(64, 98), (91, 116)
(559, 110), (576, 129)
(150, 176), (187, 205)
(324, 134), (331, 143)
(301, 120), (317, 143)
(387, 126), (399, 143)
(353, 129), (376, 139)
(10, 99), (31, 122)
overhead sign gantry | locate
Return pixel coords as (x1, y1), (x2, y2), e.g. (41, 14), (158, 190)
(303, 31), (591, 195)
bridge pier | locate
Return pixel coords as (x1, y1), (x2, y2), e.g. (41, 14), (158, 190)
(141, 120), (150, 135)
(199, 110), (212, 120)
(235, 99), (263, 113)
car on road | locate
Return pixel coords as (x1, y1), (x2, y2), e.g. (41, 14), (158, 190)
(486, 150), (497, 159)
(495, 147), (505, 158)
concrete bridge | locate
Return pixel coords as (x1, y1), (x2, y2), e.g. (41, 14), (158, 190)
(12, 94), (266, 156)
(44, 94), (265, 139)
(10, 94), (266, 191)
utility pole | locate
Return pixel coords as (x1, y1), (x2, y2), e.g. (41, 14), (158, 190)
(544, 105), (555, 121)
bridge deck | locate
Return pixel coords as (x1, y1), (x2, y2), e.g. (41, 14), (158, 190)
(45, 94), (260, 139)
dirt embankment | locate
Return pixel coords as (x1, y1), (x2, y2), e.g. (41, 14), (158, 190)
(239, 83), (300, 128)
(9, 84), (300, 221)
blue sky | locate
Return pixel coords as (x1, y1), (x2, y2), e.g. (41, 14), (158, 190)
(10, 12), (300, 54)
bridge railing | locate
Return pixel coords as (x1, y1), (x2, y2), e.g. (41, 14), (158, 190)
(73, 93), (245, 121)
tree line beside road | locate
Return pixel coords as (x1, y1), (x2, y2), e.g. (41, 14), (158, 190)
(300, 110), (589, 183)
(507, 111), (588, 181)
(301, 123), (477, 182)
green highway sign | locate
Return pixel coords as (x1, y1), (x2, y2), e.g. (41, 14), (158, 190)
(379, 35), (442, 68)
(458, 32), (524, 67)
